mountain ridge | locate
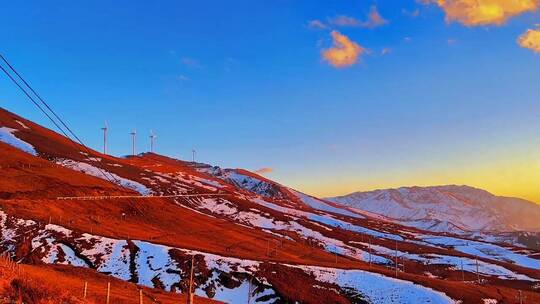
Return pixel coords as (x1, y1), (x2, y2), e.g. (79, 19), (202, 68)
(326, 184), (540, 233)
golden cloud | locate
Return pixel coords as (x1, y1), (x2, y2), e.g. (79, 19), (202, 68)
(254, 167), (273, 175)
(329, 5), (388, 28)
(331, 15), (363, 27)
(364, 5), (389, 28)
(423, 0), (540, 26)
(518, 26), (540, 53)
(322, 31), (366, 68)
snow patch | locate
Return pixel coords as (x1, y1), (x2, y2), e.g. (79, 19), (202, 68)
(422, 235), (540, 270)
(0, 127), (37, 155)
(292, 265), (457, 304)
(55, 158), (152, 195)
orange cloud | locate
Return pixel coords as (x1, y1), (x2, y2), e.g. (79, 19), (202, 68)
(322, 31), (366, 68)
(329, 5), (388, 28)
(423, 0), (540, 26)
(518, 26), (540, 53)
(364, 5), (389, 28)
(254, 167), (273, 175)
(331, 15), (363, 27)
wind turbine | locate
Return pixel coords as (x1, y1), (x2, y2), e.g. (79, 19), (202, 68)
(149, 130), (157, 153)
(130, 130), (137, 156)
(192, 148), (196, 163)
(101, 121), (108, 155)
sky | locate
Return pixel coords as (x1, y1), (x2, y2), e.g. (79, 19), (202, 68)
(1, 1), (540, 202)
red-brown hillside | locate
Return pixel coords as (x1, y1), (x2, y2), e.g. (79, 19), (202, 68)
(1, 107), (539, 304)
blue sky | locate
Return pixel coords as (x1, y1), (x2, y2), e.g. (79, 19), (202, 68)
(1, 1), (540, 200)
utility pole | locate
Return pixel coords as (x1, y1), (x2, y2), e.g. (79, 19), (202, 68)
(461, 260), (464, 281)
(188, 256), (194, 304)
(475, 256), (480, 284)
(247, 277), (253, 304)
(130, 130), (137, 156)
(368, 238), (372, 268)
(106, 282), (110, 304)
(101, 121), (108, 154)
(395, 240), (398, 278)
(149, 130), (157, 153)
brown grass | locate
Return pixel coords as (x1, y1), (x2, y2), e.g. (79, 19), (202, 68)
(0, 255), (221, 304)
(0, 254), (83, 304)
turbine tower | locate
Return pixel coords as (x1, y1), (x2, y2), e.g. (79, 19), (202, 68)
(101, 121), (108, 155)
(192, 148), (196, 163)
(130, 130), (137, 156)
(149, 130), (157, 153)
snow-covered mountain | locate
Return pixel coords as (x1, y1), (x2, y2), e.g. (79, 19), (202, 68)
(327, 185), (540, 234)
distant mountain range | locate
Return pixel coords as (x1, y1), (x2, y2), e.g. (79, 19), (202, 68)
(327, 185), (540, 234)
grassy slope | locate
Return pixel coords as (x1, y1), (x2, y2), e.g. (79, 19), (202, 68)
(0, 255), (220, 304)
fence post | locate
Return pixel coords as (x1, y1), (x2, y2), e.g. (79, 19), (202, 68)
(461, 260), (464, 281)
(475, 257), (480, 284)
(188, 256), (194, 304)
(17, 286), (22, 304)
(247, 277), (253, 304)
(394, 240), (398, 278)
(83, 281), (88, 299)
(139, 289), (143, 304)
(368, 238), (372, 268)
(106, 282), (110, 304)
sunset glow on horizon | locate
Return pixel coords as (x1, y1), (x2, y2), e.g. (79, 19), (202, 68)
(282, 136), (540, 203)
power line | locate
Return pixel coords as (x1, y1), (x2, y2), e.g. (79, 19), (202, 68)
(0, 54), (85, 145)
(0, 54), (118, 184)
(0, 65), (70, 139)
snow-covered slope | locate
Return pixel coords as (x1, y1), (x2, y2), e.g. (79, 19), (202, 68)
(197, 166), (293, 200)
(0, 209), (461, 304)
(327, 185), (540, 233)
